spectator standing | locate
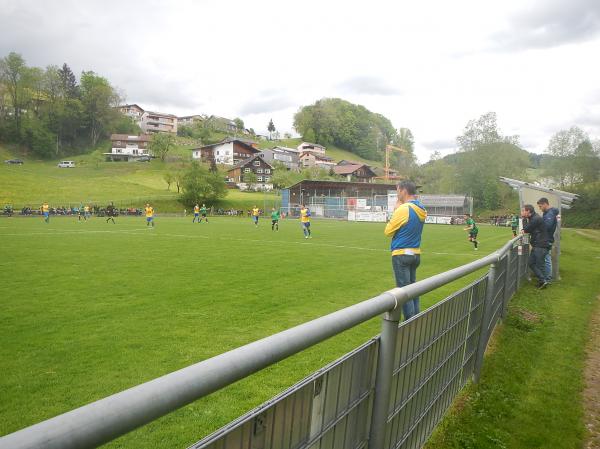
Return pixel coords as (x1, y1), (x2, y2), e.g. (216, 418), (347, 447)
(384, 180), (427, 320)
(537, 198), (559, 283)
(521, 204), (550, 289)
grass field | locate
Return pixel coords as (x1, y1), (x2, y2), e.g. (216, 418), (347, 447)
(0, 217), (517, 448)
(425, 228), (600, 449)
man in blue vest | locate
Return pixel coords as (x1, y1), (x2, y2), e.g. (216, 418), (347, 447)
(384, 180), (428, 320)
(537, 197), (559, 283)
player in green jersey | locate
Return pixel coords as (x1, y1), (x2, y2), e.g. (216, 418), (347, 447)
(270, 208), (280, 231)
(463, 214), (479, 250)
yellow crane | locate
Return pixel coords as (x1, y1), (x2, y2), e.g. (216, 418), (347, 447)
(384, 144), (409, 181)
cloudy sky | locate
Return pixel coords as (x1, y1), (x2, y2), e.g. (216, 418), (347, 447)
(2, 0), (599, 161)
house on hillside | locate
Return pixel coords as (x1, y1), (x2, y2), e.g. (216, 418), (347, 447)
(260, 146), (300, 171)
(205, 116), (238, 133)
(333, 163), (376, 183)
(119, 104), (144, 120)
(297, 142), (326, 154)
(299, 151), (336, 170)
(117, 104), (178, 134)
(105, 134), (151, 161)
(227, 155), (274, 190)
(142, 111), (178, 134)
(178, 114), (206, 127)
(191, 138), (260, 165)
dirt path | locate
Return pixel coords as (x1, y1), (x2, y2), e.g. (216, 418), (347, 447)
(585, 295), (600, 448)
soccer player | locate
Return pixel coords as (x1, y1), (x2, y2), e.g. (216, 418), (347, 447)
(41, 202), (50, 223)
(252, 205), (260, 226)
(200, 204), (209, 223)
(384, 180), (427, 321)
(192, 204), (200, 223)
(511, 213), (519, 237)
(271, 208), (280, 231)
(463, 214), (479, 250)
(106, 202), (116, 224)
(144, 203), (155, 227)
(78, 204), (86, 221)
(84, 204), (91, 220)
(300, 205), (311, 238)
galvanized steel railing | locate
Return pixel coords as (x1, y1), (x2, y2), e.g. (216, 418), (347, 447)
(0, 236), (529, 449)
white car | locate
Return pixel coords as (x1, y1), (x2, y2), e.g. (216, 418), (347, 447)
(57, 160), (75, 168)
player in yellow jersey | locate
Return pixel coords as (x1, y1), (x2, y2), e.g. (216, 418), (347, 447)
(144, 203), (155, 227)
(300, 204), (311, 238)
(252, 206), (260, 226)
(41, 202), (50, 223)
(84, 204), (91, 220)
(193, 204), (200, 223)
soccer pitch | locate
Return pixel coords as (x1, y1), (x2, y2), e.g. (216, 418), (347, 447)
(0, 216), (515, 448)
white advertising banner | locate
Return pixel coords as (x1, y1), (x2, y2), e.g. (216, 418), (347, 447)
(348, 211), (387, 222)
(425, 216), (453, 225)
(356, 198), (367, 209)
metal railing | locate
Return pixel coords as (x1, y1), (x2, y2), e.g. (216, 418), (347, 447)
(0, 236), (529, 449)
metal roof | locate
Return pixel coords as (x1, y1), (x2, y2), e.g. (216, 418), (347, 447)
(418, 194), (468, 207)
(499, 177), (578, 209)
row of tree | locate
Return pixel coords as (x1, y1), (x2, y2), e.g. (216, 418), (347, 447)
(0, 52), (137, 157)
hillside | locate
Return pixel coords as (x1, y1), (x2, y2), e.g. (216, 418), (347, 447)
(0, 135), (386, 212)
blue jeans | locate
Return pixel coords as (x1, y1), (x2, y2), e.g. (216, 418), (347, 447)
(392, 254), (421, 320)
(545, 247), (552, 281)
(528, 247), (548, 283)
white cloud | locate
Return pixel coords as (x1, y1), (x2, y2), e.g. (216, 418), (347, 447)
(1, 0), (599, 162)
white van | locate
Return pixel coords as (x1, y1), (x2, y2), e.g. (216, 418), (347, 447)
(57, 161), (75, 168)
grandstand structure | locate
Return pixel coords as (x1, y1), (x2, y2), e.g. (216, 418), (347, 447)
(282, 180), (473, 222)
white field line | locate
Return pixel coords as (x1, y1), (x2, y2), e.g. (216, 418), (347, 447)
(0, 227), (480, 257)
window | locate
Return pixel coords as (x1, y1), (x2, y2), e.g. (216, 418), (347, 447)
(264, 176), (270, 182)
(265, 169), (270, 174)
(253, 160), (261, 166)
(257, 176), (263, 182)
(244, 168), (251, 173)
(256, 168), (263, 174)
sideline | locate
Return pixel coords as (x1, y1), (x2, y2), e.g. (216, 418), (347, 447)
(584, 295), (600, 449)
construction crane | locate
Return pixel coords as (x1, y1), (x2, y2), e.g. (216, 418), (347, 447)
(384, 144), (409, 181)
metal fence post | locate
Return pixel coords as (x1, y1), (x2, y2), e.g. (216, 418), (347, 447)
(473, 262), (497, 383)
(369, 304), (403, 449)
(501, 249), (512, 319)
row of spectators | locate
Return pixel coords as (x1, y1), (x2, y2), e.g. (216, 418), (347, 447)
(15, 206), (143, 216)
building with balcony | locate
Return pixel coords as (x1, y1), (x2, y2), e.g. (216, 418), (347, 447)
(297, 142), (326, 154)
(259, 146), (300, 171)
(227, 155), (275, 190)
(141, 111), (178, 134)
(105, 134), (151, 161)
(191, 138), (260, 165)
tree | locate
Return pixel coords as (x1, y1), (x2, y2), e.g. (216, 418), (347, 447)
(0, 52), (27, 137)
(283, 132), (292, 139)
(457, 112), (519, 151)
(179, 161), (228, 207)
(163, 172), (175, 190)
(543, 126), (589, 187)
(148, 133), (176, 162)
(244, 171), (258, 189)
(573, 139), (600, 184)
(79, 71), (121, 146)
(293, 98), (399, 160)
(267, 119), (276, 140)
(233, 117), (244, 131)
(58, 63), (79, 98)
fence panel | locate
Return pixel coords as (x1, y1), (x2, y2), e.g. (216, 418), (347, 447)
(384, 277), (487, 449)
(190, 340), (379, 449)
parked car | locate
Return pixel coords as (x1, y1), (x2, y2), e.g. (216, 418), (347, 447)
(57, 160), (75, 168)
(136, 155), (151, 162)
(4, 159), (24, 165)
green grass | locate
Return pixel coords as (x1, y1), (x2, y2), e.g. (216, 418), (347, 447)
(425, 228), (600, 449)
(1, 219), (517, 448)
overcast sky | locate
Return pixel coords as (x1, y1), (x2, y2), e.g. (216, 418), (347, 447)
(2, 0), (599, 161)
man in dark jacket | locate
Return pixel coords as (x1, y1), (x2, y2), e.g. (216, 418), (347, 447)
(537, 197), (559, 282)
(521, 204), (550, 289)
